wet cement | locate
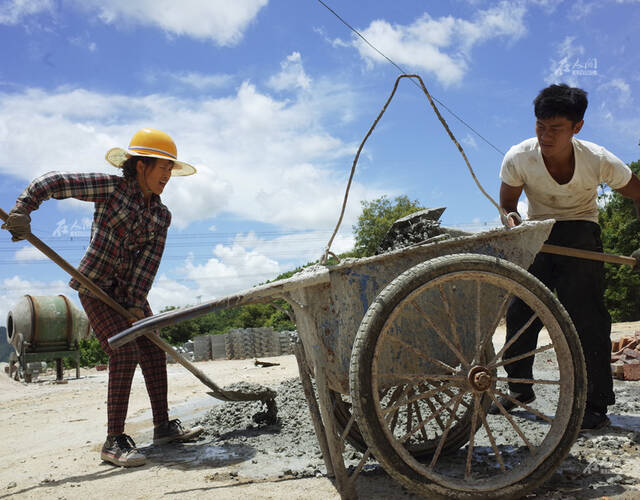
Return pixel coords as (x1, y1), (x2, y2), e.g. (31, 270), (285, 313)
(196, 378), (356, 478)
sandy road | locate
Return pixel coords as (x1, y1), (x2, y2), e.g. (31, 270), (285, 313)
(2, 323), (640, 500)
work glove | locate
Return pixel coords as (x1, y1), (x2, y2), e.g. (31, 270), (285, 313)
(1, 206), (31, 241)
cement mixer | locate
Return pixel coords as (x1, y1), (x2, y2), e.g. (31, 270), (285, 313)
(6, 295), (91, 382)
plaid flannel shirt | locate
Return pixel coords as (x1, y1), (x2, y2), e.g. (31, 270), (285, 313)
(16, 172), (171, 309)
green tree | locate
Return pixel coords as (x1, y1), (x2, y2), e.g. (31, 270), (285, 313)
(157, 301), (295, 346)
(159, 306), (202, 345)
(599, 159), (640, 321)
(64, 336), (109, 368)
(78, 336), (109, 366)
(352, 195), (424, 257)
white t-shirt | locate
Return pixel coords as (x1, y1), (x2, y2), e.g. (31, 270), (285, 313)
(500, 137), (632, 223)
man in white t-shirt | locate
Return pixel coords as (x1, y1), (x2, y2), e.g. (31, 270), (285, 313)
(491, 83), (640, 430)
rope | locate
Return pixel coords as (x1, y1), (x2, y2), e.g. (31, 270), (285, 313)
(315, 0), (506, 157)
(320, 74), (503, 263)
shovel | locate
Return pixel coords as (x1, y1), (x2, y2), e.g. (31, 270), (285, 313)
(0, 208), (277, 415)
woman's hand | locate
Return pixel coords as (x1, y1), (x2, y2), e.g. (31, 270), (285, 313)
(127, 307), (147, 325)
(1, 206), (31, 241)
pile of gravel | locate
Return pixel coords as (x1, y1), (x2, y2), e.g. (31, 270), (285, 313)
(377, 208), (447, 254)
(195, 378), (364, 479)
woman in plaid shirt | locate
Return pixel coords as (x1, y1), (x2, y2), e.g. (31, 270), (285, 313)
(3, 128), (203, 467)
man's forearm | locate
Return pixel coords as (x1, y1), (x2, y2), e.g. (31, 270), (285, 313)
(501, 202), (518, 215)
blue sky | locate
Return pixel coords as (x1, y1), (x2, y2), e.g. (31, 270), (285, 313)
(0, 0), (639, 319)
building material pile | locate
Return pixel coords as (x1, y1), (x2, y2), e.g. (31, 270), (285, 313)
(178, 328), (297, 363)
(611, 332), (640, 380)
(376, 207), (471, 254)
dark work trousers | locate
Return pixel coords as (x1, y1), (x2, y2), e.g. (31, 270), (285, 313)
(80, 293), (168, 436)
(503, 220), (614, 412)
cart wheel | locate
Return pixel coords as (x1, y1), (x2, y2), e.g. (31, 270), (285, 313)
(350, 254), (586, 499)
(331, 384), (479, 458)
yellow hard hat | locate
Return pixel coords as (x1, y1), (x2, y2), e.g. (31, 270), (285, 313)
(105, 128), (196, 176)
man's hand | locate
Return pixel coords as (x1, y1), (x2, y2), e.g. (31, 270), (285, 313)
(500, 210), (522, 228)
(499, 182), (524, 228)
(1, 207), (31, 241)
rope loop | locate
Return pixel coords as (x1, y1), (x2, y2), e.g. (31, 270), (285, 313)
(320, 74), (503, 263)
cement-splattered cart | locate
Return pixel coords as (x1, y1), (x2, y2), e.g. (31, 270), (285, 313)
(110, 220), (587, 500)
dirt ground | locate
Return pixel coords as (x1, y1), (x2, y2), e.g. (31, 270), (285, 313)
(2, 322), (640, 500)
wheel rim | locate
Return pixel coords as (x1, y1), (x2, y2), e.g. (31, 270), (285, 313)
(369, 268), (577, 494)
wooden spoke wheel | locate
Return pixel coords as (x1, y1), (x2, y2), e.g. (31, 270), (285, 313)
(350, 254), (586, 499)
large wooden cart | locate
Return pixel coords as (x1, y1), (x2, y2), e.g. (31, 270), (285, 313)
(111, 220), (586, 499)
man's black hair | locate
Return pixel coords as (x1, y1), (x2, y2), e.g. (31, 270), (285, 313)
(533, 83), (588, 124)
(121, 156), (155, 179)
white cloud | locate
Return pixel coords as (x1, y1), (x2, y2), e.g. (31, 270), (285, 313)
(69, 35), (97, 53)
(72, 0), (268, 46)
(172, 72), (233, 90)
(343, 2), (527, 86)
(517, 199), (529, 219)
(184, 242), (280, 296)
(0, 0), (53, 25)
(597, 186), (614, 209)
(0, 276), (70, 328)
(568, 0), (599, 20)
(599, 78), (632, 107)
(14, 246), (47, 261)
(0, 54), (381, 232)
(462, 134), (478, 149)
(267, 52), (312, 92)
(451, 216), (502, 233)
(595, 111), (640, 149)
(147, 274), (197, 311)
(230, 230), (354, 268)
(147, 229), (355, 310)
(545, 36), (585, 86)
(528, 0), (564, 12)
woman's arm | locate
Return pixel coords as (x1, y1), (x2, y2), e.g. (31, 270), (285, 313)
(16, 172), (120, 214)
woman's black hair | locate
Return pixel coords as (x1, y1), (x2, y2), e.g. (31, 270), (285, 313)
(533, 83), (588, 124)
(121, 156), (155, 179)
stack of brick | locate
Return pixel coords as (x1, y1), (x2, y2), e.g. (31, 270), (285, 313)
(210, 334), (227, 359)
(193, 335), (212, 361)
(227, 329), (257, 359)
(254, 328), (278, 357)
(278, 331), (296, 355)
(611, 332), (640, 381)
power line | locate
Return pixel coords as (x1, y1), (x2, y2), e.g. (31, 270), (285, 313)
(315, 0), (506, 157)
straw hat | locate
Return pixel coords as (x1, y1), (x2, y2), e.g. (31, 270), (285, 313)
(105, 128), (196, 176)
